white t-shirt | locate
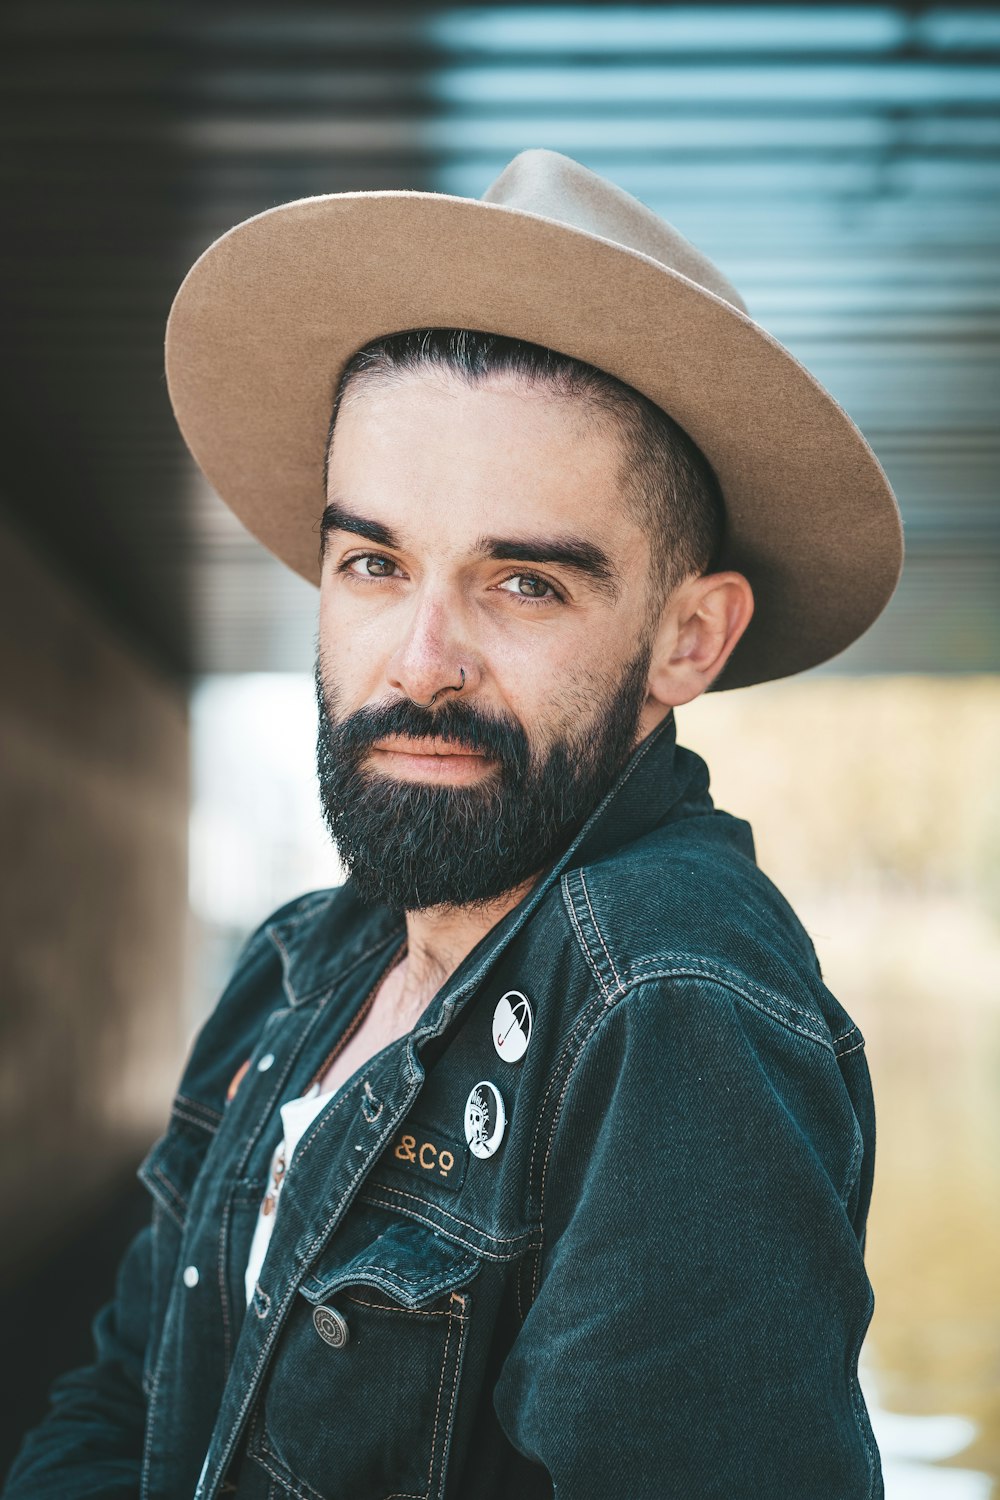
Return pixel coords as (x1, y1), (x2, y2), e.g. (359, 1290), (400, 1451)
(242, 1078), (344, 1307)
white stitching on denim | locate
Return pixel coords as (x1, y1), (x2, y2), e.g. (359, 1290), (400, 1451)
(169, 1104), (218, 1134)
(626, 966), (833, 1047)
(381, 1305), (462, 1500)
(431, 1299), (469, 1499)
(248, 1434), (325, 1500)
(362, 1079), (384, 1122)
(832, 1024), (859, 1045)
(358, 1191), (534, 1264)
(849, 1282), (879, 1499)
(533, 993), (616, 1301)
(358, 1180), (535, 1247)
(579, 869), (623, 996)
(174, 1094), (223, 1127)
(283, 1079), (364, 1177)
(341, 1291), (451, 1318)
(358, 1176), (530, 1248)
(424, 1313), (454, 1500)
(214, 1273), (307, 1487)
(526, 986), (608, 1204)
(625, 954), (830, 1029)
(305, 1257), (474, 1293)
(148, 1166), (187, 1228)
(562, 876), (609, 999)
(140, 1272), (176, 1500)
(837, 1037), (867, 1058)
(217, 1195), (233, 1366)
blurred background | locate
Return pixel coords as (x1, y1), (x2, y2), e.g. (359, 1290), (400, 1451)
(1, 2), (998, 1492)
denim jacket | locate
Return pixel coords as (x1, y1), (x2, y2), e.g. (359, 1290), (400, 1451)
(4, 712), (882, 1499)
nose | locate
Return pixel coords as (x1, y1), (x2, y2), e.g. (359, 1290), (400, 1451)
(386, 591), (480, 706)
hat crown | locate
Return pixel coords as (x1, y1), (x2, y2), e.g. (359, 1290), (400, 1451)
(480, 148), (748, 316)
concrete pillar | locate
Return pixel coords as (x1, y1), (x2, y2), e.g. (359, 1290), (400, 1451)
(0, 506), (189, 1279)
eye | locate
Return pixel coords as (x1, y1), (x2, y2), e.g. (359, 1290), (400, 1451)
(342, 553), (400, 579)
(498, 573), (561, 602)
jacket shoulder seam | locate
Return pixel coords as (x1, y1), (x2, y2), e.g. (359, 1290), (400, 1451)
(562, 866), (838, 1049)
(622, 964), (836, 1050)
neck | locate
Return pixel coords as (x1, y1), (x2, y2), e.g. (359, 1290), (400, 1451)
(390, 873), (538, 1021)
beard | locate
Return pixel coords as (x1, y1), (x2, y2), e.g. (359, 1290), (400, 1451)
(314, 640), (654, 913)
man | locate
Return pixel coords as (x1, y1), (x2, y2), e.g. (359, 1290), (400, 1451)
(5, 149), (902, 1498)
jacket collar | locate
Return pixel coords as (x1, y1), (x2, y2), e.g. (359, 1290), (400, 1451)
(268, 709), (716, 1007)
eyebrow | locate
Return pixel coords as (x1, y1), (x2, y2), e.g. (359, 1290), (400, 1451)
(320, 500), (620, 601)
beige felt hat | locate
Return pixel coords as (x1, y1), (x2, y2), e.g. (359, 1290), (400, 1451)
(164, 147), (904, 690)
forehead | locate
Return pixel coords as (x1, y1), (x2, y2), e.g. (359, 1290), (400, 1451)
(327, 368), (643, 554)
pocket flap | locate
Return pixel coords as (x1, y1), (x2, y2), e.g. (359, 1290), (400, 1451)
(138, 1113), (215, 1226)
(298, 1220), (479, 1310)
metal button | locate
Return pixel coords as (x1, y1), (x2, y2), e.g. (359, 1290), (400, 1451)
(183, 1264), (200, 1288)
(257, 1052), (275, 1072)
(464, 1080), (507, 1159)
(493, 991), (532, 1063)
(313, 1304), (350, 1348)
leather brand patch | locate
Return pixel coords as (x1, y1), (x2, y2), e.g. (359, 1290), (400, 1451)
(383, 1122), (468, 1195)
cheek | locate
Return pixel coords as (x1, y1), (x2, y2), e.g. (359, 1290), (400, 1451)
(490, 630), (620, 743)
(318, 581), (396, 685)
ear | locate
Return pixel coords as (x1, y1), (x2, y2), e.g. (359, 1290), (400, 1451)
(646, 571), (755, 708)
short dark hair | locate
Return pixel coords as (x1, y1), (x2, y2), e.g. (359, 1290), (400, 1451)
(322, 327), (725, 605)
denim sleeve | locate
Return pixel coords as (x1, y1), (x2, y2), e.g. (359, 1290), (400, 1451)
(2, 1223), (151, 1500)
(493, 977), (881, 1500)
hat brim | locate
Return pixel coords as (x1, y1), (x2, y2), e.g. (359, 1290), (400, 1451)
(164, 190), (904, 690)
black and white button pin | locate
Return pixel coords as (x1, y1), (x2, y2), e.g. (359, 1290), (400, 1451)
(493, 991), (532, 1063)
(464, 1081), (506, 1160)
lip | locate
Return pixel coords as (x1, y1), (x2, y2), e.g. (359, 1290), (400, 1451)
(371, 735), (488, 758)
(369, 735), (496, 784)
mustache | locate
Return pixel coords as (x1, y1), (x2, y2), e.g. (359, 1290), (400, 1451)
(322, 694), (531, 773)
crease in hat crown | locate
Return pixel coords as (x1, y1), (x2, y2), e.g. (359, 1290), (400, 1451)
(481, 148), (749, 315)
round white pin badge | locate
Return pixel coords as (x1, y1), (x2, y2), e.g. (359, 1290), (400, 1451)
(493, 991), (532, 1063)
(464, 1081), (507, 1160)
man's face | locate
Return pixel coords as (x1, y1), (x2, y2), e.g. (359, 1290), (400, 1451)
(315, 369), (669, 911)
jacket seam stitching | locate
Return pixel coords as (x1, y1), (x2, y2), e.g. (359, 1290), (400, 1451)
(579, 869), (623, 995)
(533, 985), (619, 1300)
(248, 1430), (325, 1500)
(526, 981), (610, 1210)
(173, 1094), (223, 1127)
(148, 1165), (188, 1227)
(623, 954), (831, 1030)
(849, 1282), (879, 1498)
(217, 1195), (234, 1370)
(307, 1259), (472, 1290)
(358, 1190), (535, 1263)
(358, 1180), (537, 1246)
(622, 966), (835, 1049)
(561, 875), (610, 999)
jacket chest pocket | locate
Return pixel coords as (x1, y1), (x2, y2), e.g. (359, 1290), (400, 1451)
(246, 1220), (480, 1500)
(137, 1110), (218, 1398)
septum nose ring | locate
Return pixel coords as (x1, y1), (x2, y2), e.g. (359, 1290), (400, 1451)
(409, 667), (465, 710)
